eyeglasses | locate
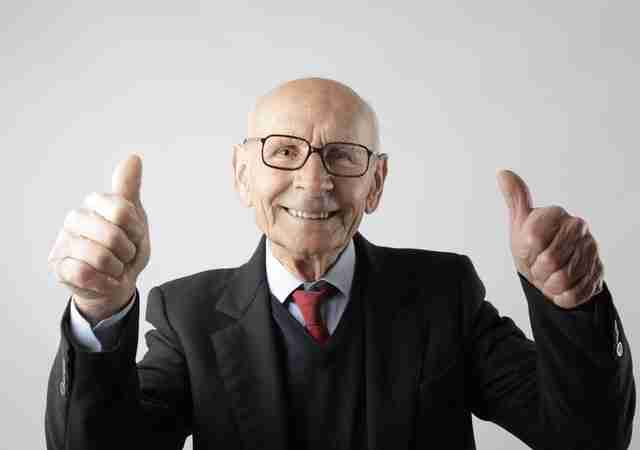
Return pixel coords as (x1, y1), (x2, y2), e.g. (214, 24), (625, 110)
(242, 134), (387, 178)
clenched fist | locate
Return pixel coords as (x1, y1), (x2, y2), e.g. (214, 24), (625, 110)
(497, 169), (604, 309)
(48, 155), (151, 324)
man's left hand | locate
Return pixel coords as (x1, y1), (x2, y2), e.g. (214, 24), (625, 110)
(497, 170), (604, 309)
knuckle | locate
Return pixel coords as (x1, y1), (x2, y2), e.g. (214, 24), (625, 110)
(113, 257), (125, 275)
(549, 205), (567, 217)
(552, 291), (568, 308)
(556, 270), (570, 287)
(548, 271), (568, 292)
(101, 227), (122, 251)
(105, 228), (135, 261)
(538, 251), (556, 268)
(102, 228), (122, 252)
(94, 249), (112, 270)
(524, 232), (541, 249)
(101, 250), (123, 275)
(72, 263), (96, 287)
(83, 191), (101, 206)
(531, 262), (549, 282)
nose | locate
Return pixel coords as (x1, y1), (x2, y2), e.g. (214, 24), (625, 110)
(294, 151), (334, 193)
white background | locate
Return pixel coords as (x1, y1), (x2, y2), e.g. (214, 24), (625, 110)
(2, 1), (638, 448)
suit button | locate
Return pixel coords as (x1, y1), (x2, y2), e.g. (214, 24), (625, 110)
(616, 341), (624, 358)
(59, 380), (66, 396)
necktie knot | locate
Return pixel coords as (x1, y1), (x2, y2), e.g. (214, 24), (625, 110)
(292, 284), (335, 344)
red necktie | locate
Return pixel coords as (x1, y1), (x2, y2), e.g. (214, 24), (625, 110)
(292, 285), (334, 345)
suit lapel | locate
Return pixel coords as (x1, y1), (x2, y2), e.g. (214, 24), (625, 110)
(209, 233), (427, 450)
(210, 237), (289, 450)
(355, 234), (428, 450)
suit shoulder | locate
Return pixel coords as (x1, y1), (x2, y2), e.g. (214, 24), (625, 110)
(367, 243), (483, 308)
(371, 242), (467, 276)
(152, 267), (238, 310)
(373, 244), (485, 328)
(159, 266), (236, 289)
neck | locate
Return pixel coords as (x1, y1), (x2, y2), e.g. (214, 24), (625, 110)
(269, 240), (348, 282)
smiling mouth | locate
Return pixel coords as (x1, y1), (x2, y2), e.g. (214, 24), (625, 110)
(283, 207), (339, 221)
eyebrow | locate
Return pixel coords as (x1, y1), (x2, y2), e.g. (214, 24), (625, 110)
(259, 132), (364, 144)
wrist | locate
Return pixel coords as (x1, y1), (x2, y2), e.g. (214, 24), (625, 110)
(73, 290), (135, 327)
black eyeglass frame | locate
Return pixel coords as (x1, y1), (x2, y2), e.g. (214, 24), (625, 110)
(242, 134), (388, 178)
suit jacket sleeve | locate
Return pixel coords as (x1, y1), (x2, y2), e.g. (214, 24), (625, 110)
(45, 286), (193, 450)
(461, 255), (635, 449)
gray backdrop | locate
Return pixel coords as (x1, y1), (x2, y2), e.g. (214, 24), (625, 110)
(2, 1), (638, 448)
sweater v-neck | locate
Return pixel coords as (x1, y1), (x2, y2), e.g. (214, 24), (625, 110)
(271, 289), (359, 360)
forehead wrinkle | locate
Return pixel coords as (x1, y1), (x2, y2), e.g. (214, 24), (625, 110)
(249, 78), (379, 149)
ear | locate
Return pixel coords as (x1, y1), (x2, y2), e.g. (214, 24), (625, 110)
(232, 143), (253, 207)
(365, 156), (388, 214)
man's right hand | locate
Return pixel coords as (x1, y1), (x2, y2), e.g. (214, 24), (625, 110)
(48, 154), (151, 325)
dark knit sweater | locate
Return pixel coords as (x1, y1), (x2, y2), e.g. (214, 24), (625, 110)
(270, 289), (366, 450)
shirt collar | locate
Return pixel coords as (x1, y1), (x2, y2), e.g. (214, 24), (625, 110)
(265, 238), (355, 304)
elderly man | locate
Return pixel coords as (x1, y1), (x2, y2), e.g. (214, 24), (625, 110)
(46, 78), (634, 449)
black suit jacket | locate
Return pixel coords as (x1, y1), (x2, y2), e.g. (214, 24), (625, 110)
(45, 233), (635, 449)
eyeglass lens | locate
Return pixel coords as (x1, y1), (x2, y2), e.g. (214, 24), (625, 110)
(262, 135), (368, 176)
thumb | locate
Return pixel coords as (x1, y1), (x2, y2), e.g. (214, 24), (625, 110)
(112, 154), (143, 207)
(496, 169), (533, 229)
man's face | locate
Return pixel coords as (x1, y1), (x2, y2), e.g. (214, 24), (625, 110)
(234, 80), (387, 261)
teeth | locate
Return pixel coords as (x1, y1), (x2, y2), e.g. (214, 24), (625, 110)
(286, 208), (331, 220)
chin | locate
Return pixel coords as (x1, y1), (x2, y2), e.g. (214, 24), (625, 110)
(276, 232), (343, 259)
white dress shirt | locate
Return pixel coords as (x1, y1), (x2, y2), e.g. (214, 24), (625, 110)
(69, 290), (137, 352)
(265, 238), (355, 334)
(70, 238), (356, 352)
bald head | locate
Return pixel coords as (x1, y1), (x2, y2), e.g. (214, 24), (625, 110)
(234, 77), (388, 274)
(248, 77), (380, 151)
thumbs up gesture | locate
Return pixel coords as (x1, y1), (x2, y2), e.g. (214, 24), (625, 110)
(48, 155), (151, 324)
(497, 170), (604, 309)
